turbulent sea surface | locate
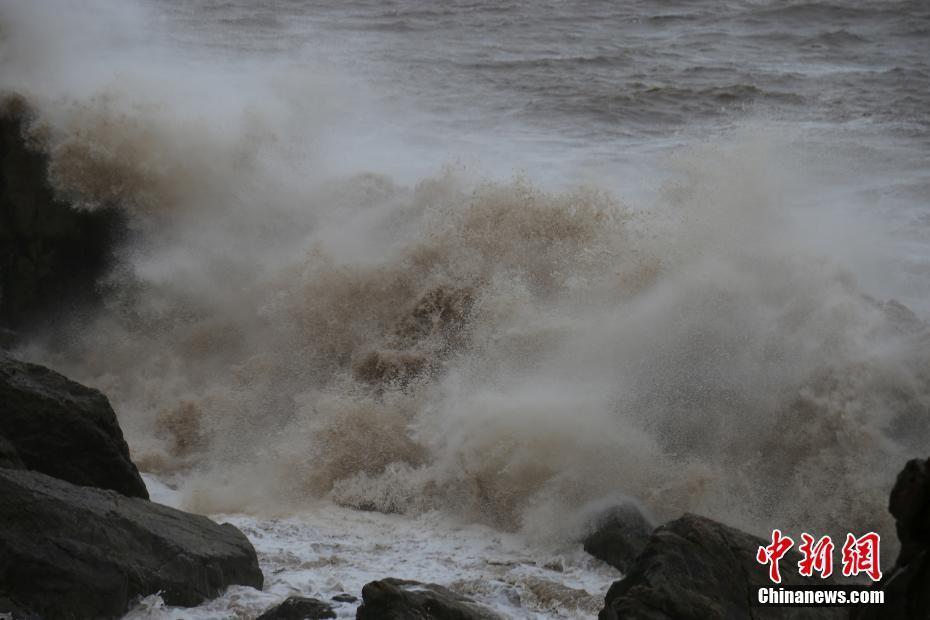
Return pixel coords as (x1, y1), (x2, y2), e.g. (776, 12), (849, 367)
(2, 0), (930, 617)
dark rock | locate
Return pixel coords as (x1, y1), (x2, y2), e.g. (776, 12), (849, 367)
(0, 327), (17, 350)
(853, 457), (930, 620)
(356, 578), (501, 620)
(0, 468), (263, 619)
(256, 596), (336, 620)
(852, 555), (930, 620)
(0, 595), (41, 620)
(599, 513), (846, 620)
(0, 94), (125, 334)
(582, 501), (654, 573)
(889, 457), (930, 567)
(0, 356), (148, 498)
(332, 593), (358, 603)
(0, 437), (24, 469)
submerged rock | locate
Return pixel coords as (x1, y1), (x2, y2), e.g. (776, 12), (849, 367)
(0, 355), (149, 499)
(356, 578), (502, 620)
(0, 95), (125, 334)
(332, 593), (358, 603)
(599, 513), (846, 620)
(582, 501), (654, 574)
(256, 596), (336, 620)
(0, 468), (262, 620)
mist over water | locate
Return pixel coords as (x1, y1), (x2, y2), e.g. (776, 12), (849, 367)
(3, 0), (930, 568)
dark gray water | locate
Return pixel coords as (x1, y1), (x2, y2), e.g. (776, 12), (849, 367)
(161, 0), (929, 141)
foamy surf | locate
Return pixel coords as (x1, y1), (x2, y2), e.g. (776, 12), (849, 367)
(128, 475), (617, 619)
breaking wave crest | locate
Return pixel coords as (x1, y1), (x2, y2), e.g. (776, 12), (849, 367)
(4, 0), (928, 549)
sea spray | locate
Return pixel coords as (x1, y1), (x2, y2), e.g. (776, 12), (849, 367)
(3, 0), (927, 555)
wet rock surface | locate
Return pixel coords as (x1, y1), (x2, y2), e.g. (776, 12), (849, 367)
(0, 355), (148, 499)
(0, 468), (262, 620)
(256, 596), (337, 620)
(582, 501), (654, 574)
(356, 578), (502, 620)
(332, 593), (358, 603)
(598, 513), (847, 620)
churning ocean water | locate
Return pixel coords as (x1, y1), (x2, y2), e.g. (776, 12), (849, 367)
(1, 0), (929, 617)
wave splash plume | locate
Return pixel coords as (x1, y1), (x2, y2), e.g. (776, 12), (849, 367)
(2, 0), (927, 552)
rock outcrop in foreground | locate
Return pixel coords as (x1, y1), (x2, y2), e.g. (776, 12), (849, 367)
(0, 356), (149, 499)
(599, 513), (847, 620)
(0, 357), (263, 619)
(0, 469), (263, 619)
(357, 578), (502, 620)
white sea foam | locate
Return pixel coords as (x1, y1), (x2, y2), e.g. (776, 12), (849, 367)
(130, 475), (617, 619)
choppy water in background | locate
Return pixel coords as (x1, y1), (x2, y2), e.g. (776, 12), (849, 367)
(2, 1), (930, 617)
(154, 1), (929, 162)
(165, 0), (929, 134)
(157, 0), (930, 304)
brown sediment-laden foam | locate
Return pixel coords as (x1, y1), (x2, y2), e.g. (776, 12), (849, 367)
(3, 38), (929, 550)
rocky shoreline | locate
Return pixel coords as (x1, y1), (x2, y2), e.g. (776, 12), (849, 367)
(0, 357), (261, 619)
(1, 354), (927, 619)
